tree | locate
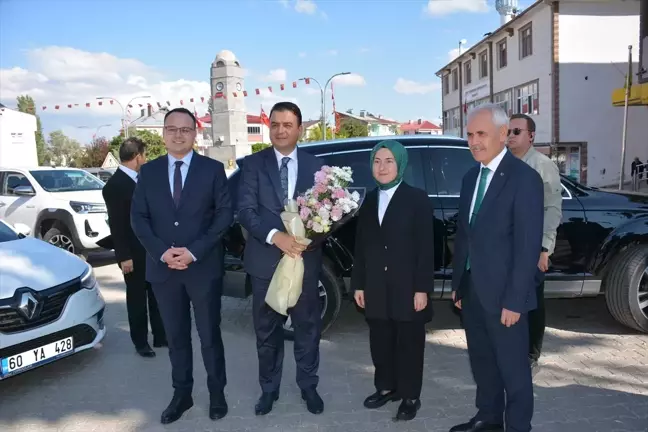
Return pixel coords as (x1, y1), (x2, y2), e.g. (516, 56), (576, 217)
(80, 137), (110, 168)
(46, 130), (83, 167)
(16, 95), (47, 165)
(109, 129), (166, 161)
(338, 119), (368, 138)
(252, 143), (271, 153)
(305, 124), (333, 142)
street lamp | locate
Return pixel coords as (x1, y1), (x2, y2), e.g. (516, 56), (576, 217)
(299, 72), (351, 141)
(96, 95), (151, 138)
(77, 124), (111, 140)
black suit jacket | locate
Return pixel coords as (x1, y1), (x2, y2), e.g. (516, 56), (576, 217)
(451, 150), (544, 314)
(102, 168), (146, 264)
(237, 147), (325, 280)
(130, 152), (233, 284)
(350, 182), (435, 322)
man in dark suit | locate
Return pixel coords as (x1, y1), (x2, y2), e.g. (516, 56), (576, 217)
(449, 104), (544, 432)
(131, 108), (233, 424)
(237, 101), (325, 416)
(102, 137), (166, 357)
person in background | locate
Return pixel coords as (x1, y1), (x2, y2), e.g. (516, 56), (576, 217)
(351, 140), (435, 421)
(131, 107), (233, 424)
(507, 113), (562, 375)
(102, 137), (167, 358)
(450, 104), (543, 432)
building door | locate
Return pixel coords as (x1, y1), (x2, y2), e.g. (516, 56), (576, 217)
(551, 144), (582, 183)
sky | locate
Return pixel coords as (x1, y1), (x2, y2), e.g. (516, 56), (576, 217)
(0, 0), (534, 144)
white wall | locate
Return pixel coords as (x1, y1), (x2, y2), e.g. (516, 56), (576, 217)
(559, 0), (644, 186)
(0, 108), (38, 167)
(492, 4), (553, 144)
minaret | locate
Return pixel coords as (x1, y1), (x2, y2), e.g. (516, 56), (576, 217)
(207, 49), (251, 166)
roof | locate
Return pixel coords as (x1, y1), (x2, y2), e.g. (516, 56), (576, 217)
(196, 114), (265, 124)
(400, 120), (441, 132)
(435, 0), (543, 76)
(336, 111), (400, 125)
(303, 120), (320, 129)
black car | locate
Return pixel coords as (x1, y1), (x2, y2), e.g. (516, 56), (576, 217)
(223, 135), (648, 335)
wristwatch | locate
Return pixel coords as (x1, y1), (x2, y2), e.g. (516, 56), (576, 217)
(541, 247), (549, 253)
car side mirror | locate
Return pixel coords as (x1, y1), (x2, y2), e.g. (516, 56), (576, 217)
(13, 185), (36, 196)
(13, 222), (31, 237)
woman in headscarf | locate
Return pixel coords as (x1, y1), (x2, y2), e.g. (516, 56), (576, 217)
(351, 140), (435, 421)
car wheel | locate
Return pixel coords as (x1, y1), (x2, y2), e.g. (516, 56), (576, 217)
(42, 224), (76, 255)
(283, 258), (343, 340)
(604, 244), (648, 333)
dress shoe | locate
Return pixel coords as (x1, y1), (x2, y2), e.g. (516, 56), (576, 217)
(301, 387), (324, 414)
(255, 391), (279, 415)
(160, 392), (193, 424)
(449, 419), (504, 431)
(363, 390), (401, 409)
(153, 339), (168, 348)
(135, 344), (156, 358)
(395, 398), (421, 421)
(209, 391), (228, 420)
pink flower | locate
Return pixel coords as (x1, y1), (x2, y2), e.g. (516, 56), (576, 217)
(296, 196), (306, 206)
(314, 170), (327, 184)
(314, 183), (328, 195)
(322, 198), (332, 207)
(333, 188), (346, 199)
(321, 165), (332, 174)
(299, 207), (311, 220)
(306, 220), (313, 229)
(331, 206), (343, 221)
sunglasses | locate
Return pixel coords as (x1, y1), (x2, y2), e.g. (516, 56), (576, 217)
(507, 128), (529, 136)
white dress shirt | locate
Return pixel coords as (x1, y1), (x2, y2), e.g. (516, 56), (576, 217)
(167, 151), (193, 194)
(469, 147), (507, 224)
(378, 182), (401, 225)
(118, 164), (138, 183)
(266, 147), (299, 245)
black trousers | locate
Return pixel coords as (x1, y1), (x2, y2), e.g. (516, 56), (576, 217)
(123, 260), (165, 348)
(251, 275), (321, 393)
(367, 319), (426, 400)
(461, 273), (534, 432)
(528, 279), (545, 362)
(151, 276), (227, 395)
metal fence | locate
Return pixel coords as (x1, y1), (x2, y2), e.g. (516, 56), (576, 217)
(631, 162), (647, 192)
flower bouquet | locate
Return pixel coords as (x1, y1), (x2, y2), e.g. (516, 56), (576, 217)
(265, 165), (365, 316)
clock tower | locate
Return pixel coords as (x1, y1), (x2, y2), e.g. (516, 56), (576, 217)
(207, 49), (251, 165)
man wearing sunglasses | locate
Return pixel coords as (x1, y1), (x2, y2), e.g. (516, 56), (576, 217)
(506, 113), (562, 376)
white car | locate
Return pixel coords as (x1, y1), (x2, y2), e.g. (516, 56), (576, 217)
(0, 220), (106, 380)
(0, 166), (112, 257)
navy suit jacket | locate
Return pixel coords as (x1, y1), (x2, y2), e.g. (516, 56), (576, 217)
(237, 147), (325, 280)
(451, 150), (544, 314)
(130, 152), (233, 284)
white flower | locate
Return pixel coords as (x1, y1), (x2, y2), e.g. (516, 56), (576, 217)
(318, 207), (330, 221)
(312, 222), (323, 233)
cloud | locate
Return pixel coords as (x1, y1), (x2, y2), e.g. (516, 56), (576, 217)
(423, 0), (489, 16)
(298, 52), (307, 58)
(393, 78), (440, 95)
(326, 49), (338, 56)
(278, 0), (290, 7)
(261, 68), (288, 82)
(448, 45), (469, 61)
(295, 0), (317, 14)
(358, 47), (371, 54)
(332, 73), (366, 87)
(257, 88), (299, 113)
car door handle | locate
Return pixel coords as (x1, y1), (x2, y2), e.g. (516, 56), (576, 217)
(0, 202), (6, 207)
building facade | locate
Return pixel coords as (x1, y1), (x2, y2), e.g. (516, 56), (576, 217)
(400, 119), (442, 135)
(436, 0), (645, 187)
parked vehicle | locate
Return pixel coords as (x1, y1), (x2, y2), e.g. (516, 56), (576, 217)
(84, 167), (116, 183)
(223, 135), (648, 336)
(0, 219), (106, 380)
(0, 166), (112, 257)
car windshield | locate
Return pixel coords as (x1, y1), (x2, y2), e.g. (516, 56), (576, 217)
(29, 169), (105, 192)
(0, 222), (20, 243)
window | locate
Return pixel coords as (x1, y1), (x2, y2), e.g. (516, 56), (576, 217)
(520, 24), (533, 58)
(1, 172), (32, 196)
(493, 90), (513, 116)
(463, 97), (490, 126)
(428, 148), (476, 196)
(29, 170), (104, 192)
(497, 39), (507, 69)
(444, 107), (461, 131)
(515, 81), (539, 115)
(247, 126), (261, 134)
(443, 75), (449, 95)
(464, 61), (472, 85)
(0, 221), (20, 243)
(452, 68), (459, 91)
(479, 51), (488, 78)
(320, 147), (426, 191)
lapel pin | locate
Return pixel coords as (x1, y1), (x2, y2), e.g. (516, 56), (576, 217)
(500, 172), (504, 176)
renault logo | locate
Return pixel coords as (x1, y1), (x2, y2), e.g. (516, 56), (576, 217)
(17, 292), (40, 321)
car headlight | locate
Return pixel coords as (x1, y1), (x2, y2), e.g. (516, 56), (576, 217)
(81, 264), (98, 290)
(70, 201), (107, 214)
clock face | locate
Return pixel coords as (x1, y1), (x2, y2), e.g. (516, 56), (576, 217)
(215, 82), (224, 92)
(236, 82), (242, 91)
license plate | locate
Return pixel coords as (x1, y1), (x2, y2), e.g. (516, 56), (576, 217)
(1, 337), (74, 376)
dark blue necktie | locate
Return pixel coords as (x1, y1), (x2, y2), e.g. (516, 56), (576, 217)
(173, 161), (183, 207)
(279, 157), (290, 204)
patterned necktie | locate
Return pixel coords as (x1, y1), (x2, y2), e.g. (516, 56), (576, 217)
(173, 161), (183, 207)
(279, 157), (290, 204)
(466, 167), (491, 270)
